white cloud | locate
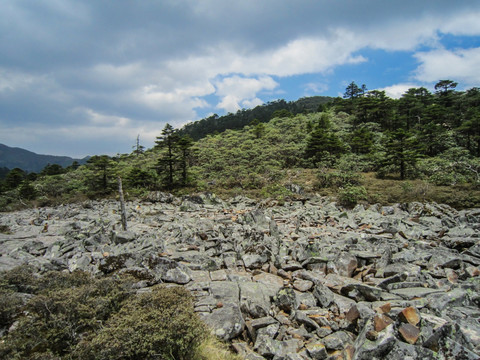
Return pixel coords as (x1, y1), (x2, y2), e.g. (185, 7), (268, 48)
(77, 108), (131, 127)
(441, 11), (480, 36)
(414, 47), (480, 85)
(215, 75), (278, 112)
(2, 1), (480, 157)
(303, 82), (329, 94)
(379, 83), (419, 99)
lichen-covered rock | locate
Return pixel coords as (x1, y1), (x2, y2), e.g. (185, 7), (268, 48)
(1, 195), (480, 359)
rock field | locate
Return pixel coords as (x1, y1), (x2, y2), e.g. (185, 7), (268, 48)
(1, 192), (480, 359)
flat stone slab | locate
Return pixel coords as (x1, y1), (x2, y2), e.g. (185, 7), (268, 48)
(389, 287), (445, 299)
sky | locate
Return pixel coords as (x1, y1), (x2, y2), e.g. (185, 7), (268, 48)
(1, 1), (480, 158)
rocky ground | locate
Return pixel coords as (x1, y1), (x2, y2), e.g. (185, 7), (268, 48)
(1, 192), (480, 359)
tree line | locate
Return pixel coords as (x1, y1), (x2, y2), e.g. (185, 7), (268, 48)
(1, 79), (479, 210)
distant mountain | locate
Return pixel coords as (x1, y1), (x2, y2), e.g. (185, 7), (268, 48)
(0, 144), (89, 173)
(178, 96), (333, 140)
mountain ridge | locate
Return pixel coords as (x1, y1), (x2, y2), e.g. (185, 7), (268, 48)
(0, 143), (89, 173)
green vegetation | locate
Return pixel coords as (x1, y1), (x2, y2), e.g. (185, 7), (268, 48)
(1, 80), (480, 210)
(0, 267), (239, 360)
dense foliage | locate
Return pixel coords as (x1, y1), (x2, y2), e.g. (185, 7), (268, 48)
(0, 267), (234, 360)
(1, 80), (480, 210)
(178, 96), (332, 140)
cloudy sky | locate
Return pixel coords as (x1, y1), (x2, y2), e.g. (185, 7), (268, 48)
(1, 1), (480, 158)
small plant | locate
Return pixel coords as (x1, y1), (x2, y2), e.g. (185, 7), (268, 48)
(0, 225), (11, 234)
(78, 285), (207, 360)
(260, 184), (292, 200)
(338, 185), (367, 207)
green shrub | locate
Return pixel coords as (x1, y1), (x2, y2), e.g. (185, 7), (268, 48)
(0, 271), (131, 359)
(77, 285), (207, 360)
(0, 289), (25, 329)
(0, 225), (12, 234)
(260, 184), (292, 200)
(0, 265), (39, 293)
(338, 185), (367, 207)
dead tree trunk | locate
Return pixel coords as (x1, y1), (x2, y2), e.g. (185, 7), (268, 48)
(118, 176), (128, 231)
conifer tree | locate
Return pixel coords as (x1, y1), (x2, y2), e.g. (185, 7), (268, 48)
(382, 129), (420, 180)
(177, 135), (194, 186)
(155, 124), (180, 189)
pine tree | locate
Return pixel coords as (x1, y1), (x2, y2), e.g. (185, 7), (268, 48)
(177, 135), (194, 186)
(155, 124), (180, 189)
(86, 155), (115, 193)
(382, 129), (420, 180)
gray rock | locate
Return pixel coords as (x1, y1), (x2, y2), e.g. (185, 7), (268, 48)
(243, 254), (269, 269)
(312, 283), (335, 308)
(254, 334), (283, 358)
(322, 330), (353, 350)
(274, 287), (298, 313)
(305, 340), (328, 359)
(239, 281), (271, 318)
(354, 323), (396, 360)
(111, 230), (136, 244)
(201, 302), (245, 341)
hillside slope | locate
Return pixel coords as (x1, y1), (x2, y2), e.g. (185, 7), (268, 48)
(0, 143), (88, 172)
(179, 96), (333, 140)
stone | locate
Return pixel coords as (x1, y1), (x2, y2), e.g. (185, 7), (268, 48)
(373, 314), (394, 332)
(390, 287), (444, 299)
(274, 287), (298, 313)
(111, 230), (136, 244)
(293, 279), (314, 292)
(341, 283), (383, 302)
(201, 303), (245, 341)
(2, 197), (480, 360)
(210, 269), (228, 281)
(398, 323), (420, 344)
(254, 335), (283, 358)
(312, 283), (334, 308)
(354, 323), (396, 360)
(322, 330), (352, 350)
(251, 316), (278, 330)
(243, 254), (269, 269)
(305, 340), (328, 360)
(345, 305), (360, 323)
(398, 306), (420, 326)
(239, 282), (271, 318)
(333, 252), (358, 278)
(294, 311), (320, 332)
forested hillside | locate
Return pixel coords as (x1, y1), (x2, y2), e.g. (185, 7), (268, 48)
(1, 80), (480, 211)
(178, 96), (332, 140)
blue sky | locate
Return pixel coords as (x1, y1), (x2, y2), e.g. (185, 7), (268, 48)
(1, 1), (480, 157)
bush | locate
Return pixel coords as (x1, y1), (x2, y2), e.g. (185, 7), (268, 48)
(338, 185), (367, 207)
(77, 285), (207, 360)
(0, 289), (25, 330)
(0, 271), (131, 359)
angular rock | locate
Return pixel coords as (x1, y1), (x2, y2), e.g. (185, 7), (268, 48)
(398, 306), (420, 326)
(274, 287), (298, 313)
(312, 283), (335, 308)
(111, 230), (136, 244)
(293, 279), (314, 292)
(305, 340), (328, 360)
(201, 303), (245, 341)
(322, 330), (353, 350)
(341, 283), (383, 302)
(398, 323), (420, 344)
(239, 281), (271, 318)
(243, 254), (269, 269)
(373, 314), (394, 332)
(354, 323), (396, 360)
